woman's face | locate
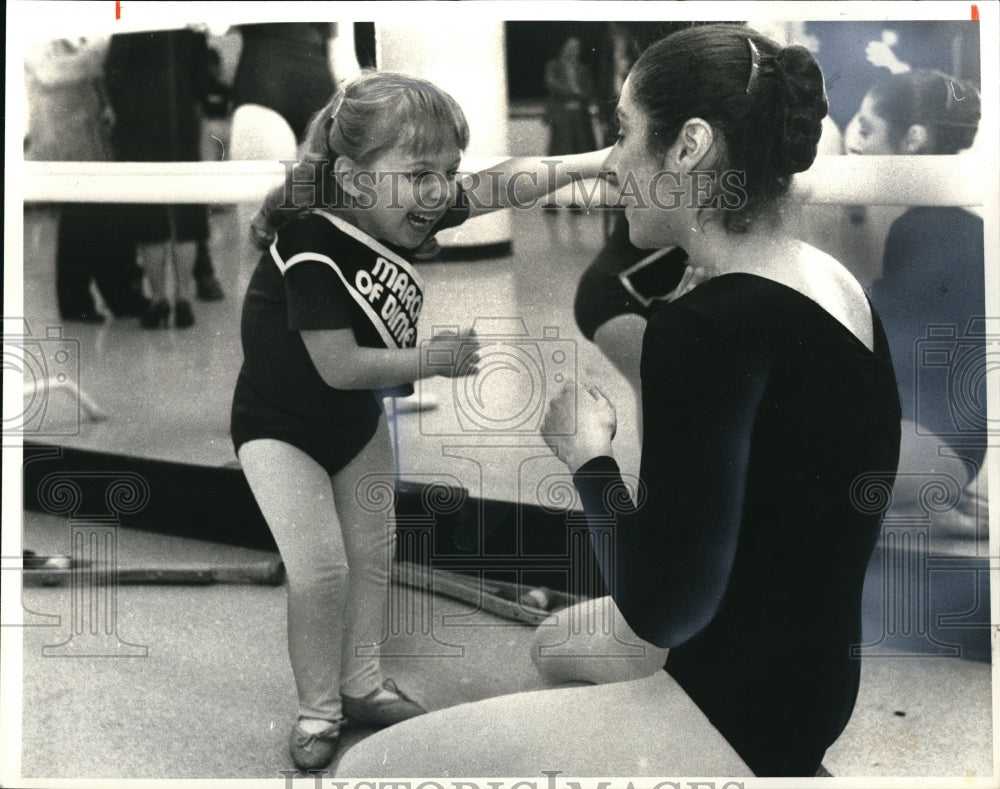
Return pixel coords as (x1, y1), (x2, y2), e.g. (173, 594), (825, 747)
(844, 92), (896, 155)
(605, 76), (680, 249)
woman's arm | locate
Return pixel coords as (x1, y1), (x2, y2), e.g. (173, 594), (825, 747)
(556, 308), (768, 648)
(301, 327), (479, 390)
(464, 147), (613, 218)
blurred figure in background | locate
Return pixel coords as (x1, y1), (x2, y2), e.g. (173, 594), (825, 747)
(192, 43), (233, 303)
(543, 36), (598, 159)
(230, 23), (336, 161)
(845, 69), (986, 534)
(24, 36), (148, 323)
(231, 23), (354, 156)
(104, 28), (218, 329)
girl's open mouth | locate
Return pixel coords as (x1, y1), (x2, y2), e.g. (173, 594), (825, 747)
(407, 211), (436, 229)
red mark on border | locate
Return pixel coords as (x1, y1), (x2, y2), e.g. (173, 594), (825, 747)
(971, 4), (979, 20)
(115, 0), (121, 19)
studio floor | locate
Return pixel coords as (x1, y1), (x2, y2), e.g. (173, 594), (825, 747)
(17, 510), (996, 780)
(13, 201), (997, 781)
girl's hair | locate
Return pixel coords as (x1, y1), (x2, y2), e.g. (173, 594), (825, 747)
(256, 70), (470, 241)
(628, 24), (828, 233)
(869, 69), (981, 155)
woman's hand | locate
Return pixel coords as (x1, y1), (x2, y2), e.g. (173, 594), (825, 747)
(542, 381), (617, 473)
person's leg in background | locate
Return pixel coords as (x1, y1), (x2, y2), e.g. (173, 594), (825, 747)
(88, 203), (148, 319)
(55, 203), (104, 323)
(136, 239), (170, 329)
(171, 238), (197, 328)
(193, 236), (224, 301)
(170, 203), (213, 327)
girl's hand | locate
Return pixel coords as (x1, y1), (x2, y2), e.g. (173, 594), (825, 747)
(425, 327), (481, 378)
(250, 209), (276, 250)
(542, 381), (617, 473)
(251, 206), (310, 250)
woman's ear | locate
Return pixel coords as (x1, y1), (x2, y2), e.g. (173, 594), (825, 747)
(333, 155), (362, 198)
(900, 124), (931, 154)
(670, 118), (717, 171)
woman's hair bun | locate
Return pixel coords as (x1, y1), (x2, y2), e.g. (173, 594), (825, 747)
(775, 45), (828, 175)
(628, 25), (832, 232)
(868, 69), (981, 154)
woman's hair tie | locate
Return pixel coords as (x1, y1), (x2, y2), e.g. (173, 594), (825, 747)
(746, 38), (761, 94)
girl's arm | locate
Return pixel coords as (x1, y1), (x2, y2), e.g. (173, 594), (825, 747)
(464, 147), (613, 218)
(301, 327), (479, 390)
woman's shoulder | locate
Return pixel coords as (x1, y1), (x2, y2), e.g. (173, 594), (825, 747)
(646, 277), (766, 341)
(659, 245), (871, 347)
(765, 242), (874, 350)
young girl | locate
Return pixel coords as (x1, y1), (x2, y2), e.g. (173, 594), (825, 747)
(231, 70), (609, 771)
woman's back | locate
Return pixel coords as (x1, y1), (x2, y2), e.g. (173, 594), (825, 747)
(646, 274), (901, 774)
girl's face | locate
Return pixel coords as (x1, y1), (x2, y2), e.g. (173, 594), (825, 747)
(348, 138), (463, 249)
(605, 77), (681, 249)
(844, 92), (896, 155)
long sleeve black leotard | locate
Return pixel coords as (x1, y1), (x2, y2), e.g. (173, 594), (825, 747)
(573, 273), (901, 776)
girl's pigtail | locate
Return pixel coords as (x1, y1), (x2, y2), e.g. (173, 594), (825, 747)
(250, 89), (346, 249)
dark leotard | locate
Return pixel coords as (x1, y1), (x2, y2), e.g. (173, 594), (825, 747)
(574, 274), (901, 776)
(231, 198), (469, 475)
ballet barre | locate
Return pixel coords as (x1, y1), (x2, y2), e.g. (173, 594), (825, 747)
(20, 155), (988, 207)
